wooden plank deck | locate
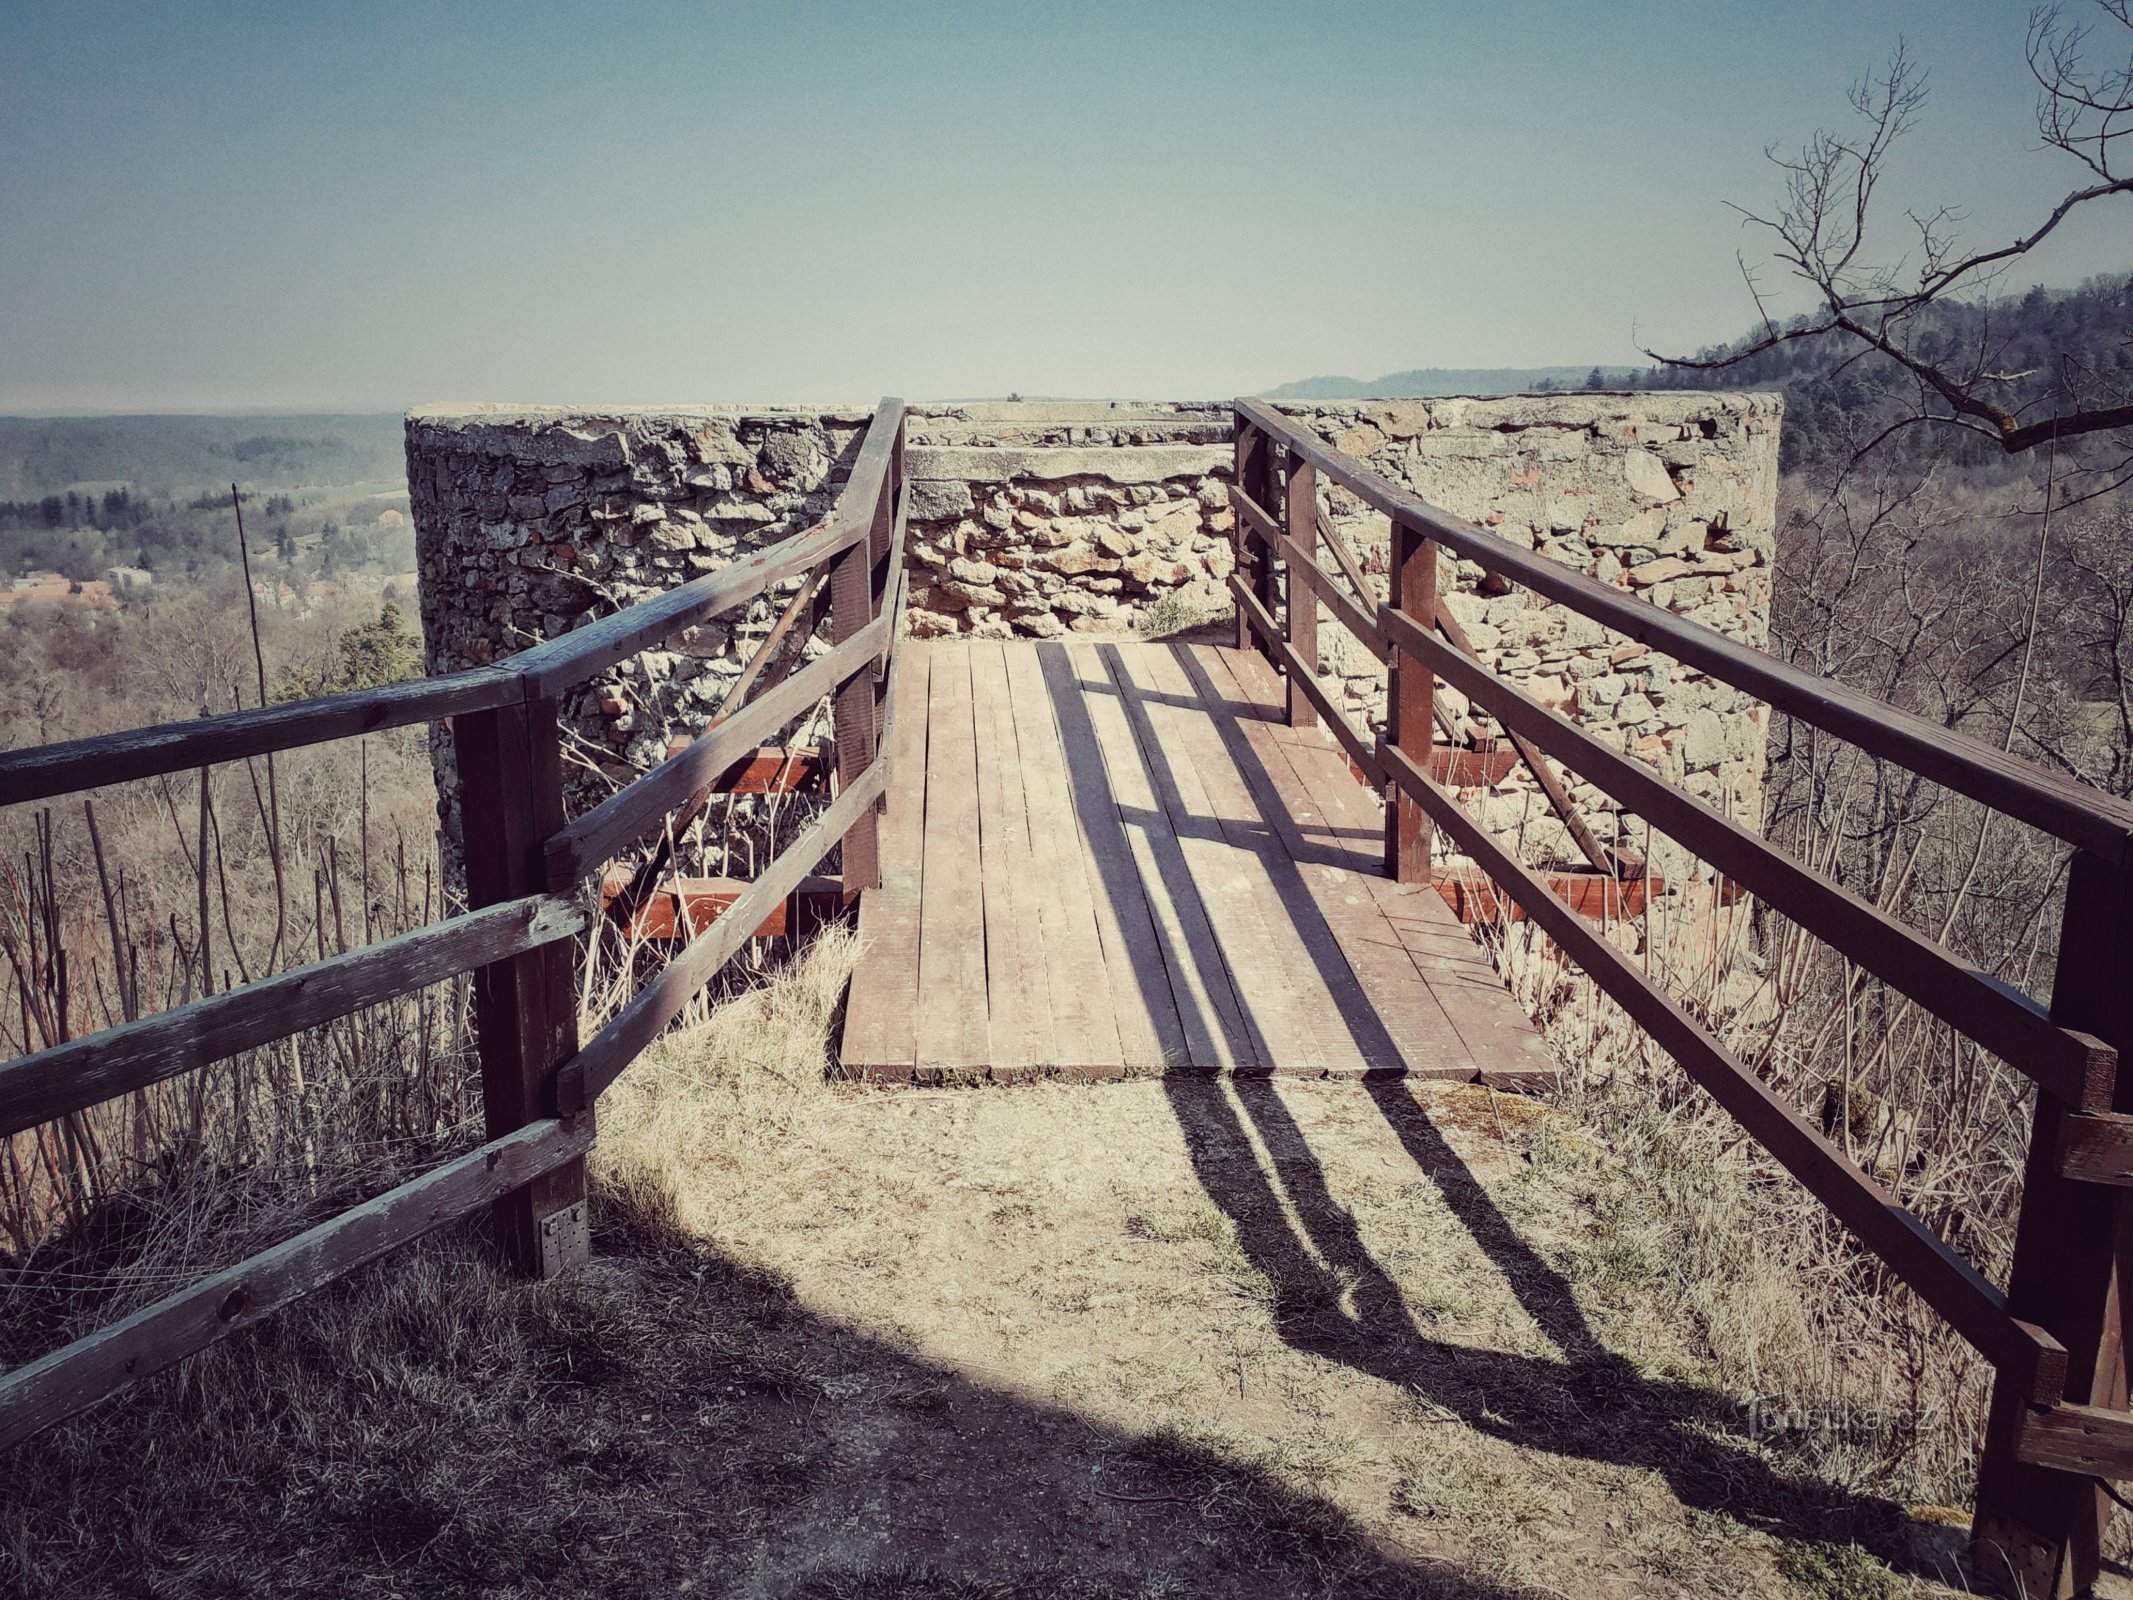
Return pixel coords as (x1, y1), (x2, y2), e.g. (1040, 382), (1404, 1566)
(839, 640), (1554, 1084)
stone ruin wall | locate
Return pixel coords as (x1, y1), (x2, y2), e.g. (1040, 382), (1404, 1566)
(406, 393), (1779, 888)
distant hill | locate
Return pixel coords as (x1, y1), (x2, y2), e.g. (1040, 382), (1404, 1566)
(1264, 366), (1648, 400)
(0, 414), (406, 499)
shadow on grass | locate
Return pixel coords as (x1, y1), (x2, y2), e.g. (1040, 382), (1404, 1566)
(0, 1212), (1555, 1600)
(1019, 638), (1943, 1580)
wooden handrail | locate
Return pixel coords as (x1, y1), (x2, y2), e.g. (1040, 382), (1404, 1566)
(1236, 396), (2133, 866)
(0, 894), (585, 1138)
(515, 397), (903, 699)
(1382, 605), (2116, 1109)
(0, 665), (525, 808)
(0, 399), (909, 809)
(1245, 397), (2133, 1556)
(0, 396), (914, 1454)
(0, 1115), (593, 1451)
(1379, 736), (2071, 1398)
(543, 610), (889, 890)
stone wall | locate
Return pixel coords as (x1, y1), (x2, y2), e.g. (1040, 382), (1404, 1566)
(1283, 391), (1781, 884)
(406, 393), (1779, 885)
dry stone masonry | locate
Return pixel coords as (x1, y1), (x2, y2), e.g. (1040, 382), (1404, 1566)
(407, 394), (1778, 886)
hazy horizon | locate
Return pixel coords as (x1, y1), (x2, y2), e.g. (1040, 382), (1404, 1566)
(4, 1), (2121, 413)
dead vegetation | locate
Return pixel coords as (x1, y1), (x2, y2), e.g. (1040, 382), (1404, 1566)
(0, 923), (1994, 1598)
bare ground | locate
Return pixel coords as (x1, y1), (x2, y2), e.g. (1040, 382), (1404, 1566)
(0, 936), (1997, 1599)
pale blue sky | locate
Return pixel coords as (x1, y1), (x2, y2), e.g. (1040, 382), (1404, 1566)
(1, 1), (2123, 411)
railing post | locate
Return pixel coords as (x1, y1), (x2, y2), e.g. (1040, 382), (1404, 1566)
(832, 427), (892, 902)
(1233, 419), (1272, 660)
(1973, 847), (2133, 1597)
(1284, 451), (1318, 729)
(456, 693), (587, 1279)
(1383, 518), (1436, 882)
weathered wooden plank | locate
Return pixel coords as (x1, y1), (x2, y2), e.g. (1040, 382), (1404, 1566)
(1236, 398), (2133, 866)
(1219, 642), (1599, 1086)
(0, 666), (523, 808)
(1003, 645), (1125, 1073)
(457, 697), (586, 1277)
(2056, 1111), (2133, 1186)
(1381, 736), (2066, 1392)
(696, 745), (829, 795)
(839, 642), (930, 1079)
(545, 612), (887, 891)
(1047, 643), (1210, 1073)
(1185, 645), (1473, 1077)
(0, 1117), (593, 1450)
(1103, 642), (1308, 1070)
(2016, 1401), (2133, 1478)
(1389, 607), (2114, 1110)
(515, 399), (903, 699)
(0, 894), (583, 1138)
(1129, 643), (1383, 1075)
(970, 642), (1054, 1078)
(601, 873), (843, 941)
(914, 648), (989, 1077)
(563, 756), (890, 1110)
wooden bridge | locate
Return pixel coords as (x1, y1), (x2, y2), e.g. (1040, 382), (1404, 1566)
(839, 637), (1550, 1083)
(3, 396), (2133, 1595)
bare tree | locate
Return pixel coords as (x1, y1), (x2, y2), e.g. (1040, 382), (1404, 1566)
(1648, 4), (2132, 459)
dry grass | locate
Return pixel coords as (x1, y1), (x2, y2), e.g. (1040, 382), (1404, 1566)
(0, 918), (2040, 1598)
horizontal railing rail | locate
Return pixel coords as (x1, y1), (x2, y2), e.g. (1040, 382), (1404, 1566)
(1235, 395), (2133, 867)
(1230, 395), (2133, 1588)
(0, 396), (909, 1453)
(0, 893), (585, 1139)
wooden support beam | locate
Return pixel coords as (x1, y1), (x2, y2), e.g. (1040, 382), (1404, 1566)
(1975, 849), (2133, 1597)
(455, 697), (587, 1279)
(559, 755), (890, 1114)
(600, 872), (844, 942)
(1284, 453), (1318, 730)
(545, 614), (886, 891)
(1276, 531), (1386, 658)
(1424, 603), (1625, 881)
(1384, 524), (1435, 882)
(1233, 424), (1269, 657)
(2058, 1112), (2133, 1185)
(1227, 574), (1383, 785)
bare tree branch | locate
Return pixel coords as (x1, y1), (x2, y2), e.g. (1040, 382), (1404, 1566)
(1645, 3), (2133, 456)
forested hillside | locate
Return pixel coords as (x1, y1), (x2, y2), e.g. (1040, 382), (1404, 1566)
(0, 413), (404, 500)
(1267, 365), (1643, 399)
(1633, 274), (2132, 479)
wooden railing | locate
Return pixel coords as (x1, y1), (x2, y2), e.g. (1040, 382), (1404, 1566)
(1229, 396), (2133, 1595)
(0, 396), (909, 1452)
